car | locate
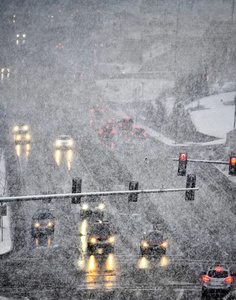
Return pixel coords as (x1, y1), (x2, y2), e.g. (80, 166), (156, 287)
(131, 127), (146, 138)
(87, 220), (115, 254)
(200, 265), (234, 298)
(13, 124), (31, 145)
(98, 125), (116, 141)
(31, 209), (55, 238)
(140, 230), (167, 256)
(90, 104), (104, 118)
(118, 117), (134, 132)
(54, 135), (74, 150)
(80, 202), (105, 220)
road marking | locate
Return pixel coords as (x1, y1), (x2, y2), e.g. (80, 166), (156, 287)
(176, 289), (184, 300)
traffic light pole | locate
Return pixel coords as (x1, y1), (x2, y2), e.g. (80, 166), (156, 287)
(0, 187), (199, 203)
(173, 158), (229, 165)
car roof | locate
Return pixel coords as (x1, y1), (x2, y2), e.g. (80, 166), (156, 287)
(144, 230), (163, 235)
(208, 265), (229, 271)
(32, 209), (54, 219)
(58, 135), (71, 139)
(135, 127), (145, 131)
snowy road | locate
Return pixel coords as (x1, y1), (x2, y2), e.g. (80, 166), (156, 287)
(1, 102), (236, 299)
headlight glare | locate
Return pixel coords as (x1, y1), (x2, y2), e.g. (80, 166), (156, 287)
(90, 237), (97, 244)
(108, 236), (115, 243)
(47, 222), (53, 227)
(142, 241), (148, 248)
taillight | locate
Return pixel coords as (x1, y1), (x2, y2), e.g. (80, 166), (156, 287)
(120, 124), (123, 127)
(224, 277), (233, 283)
(143, 132), (146, 136)
(111, 130), (115, 135)
(216, 267), (222, 272)
(106, 125), (109, 129)
(132, 124), (134, 127)
(202, 275), (210, 282)
(132, 131), (135, 135)
(99, 130), (103, 134)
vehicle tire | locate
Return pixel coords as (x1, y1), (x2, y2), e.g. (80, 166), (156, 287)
(201, 289), (208, 300)
(108, 246), (114, 253)
(87, 244), (95, 255)
(140, 249), (145, 256)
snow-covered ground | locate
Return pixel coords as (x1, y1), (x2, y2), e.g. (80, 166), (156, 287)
(0, 150), (12, 255)
(96, 78), (175, 102)
(186, 92), (236, 139)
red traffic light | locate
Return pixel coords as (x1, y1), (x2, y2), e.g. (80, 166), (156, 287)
(180, 153), (187, 161)
(230, 157), (236, 165)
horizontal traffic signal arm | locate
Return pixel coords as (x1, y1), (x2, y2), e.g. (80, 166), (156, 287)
(0, 188), (199, 203)
(173, 158), (229, 165)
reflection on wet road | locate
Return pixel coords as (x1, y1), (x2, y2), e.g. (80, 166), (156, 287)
(85, 254), (117, 290)
(15, 144), (30, 157)
(54, 149), (73, 170)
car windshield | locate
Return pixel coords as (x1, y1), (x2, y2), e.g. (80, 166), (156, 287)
(146, 232), (163, 240)
(90, 225), (111, 236)
(36, 213), (53, 220)
(208, 270), (229, 278)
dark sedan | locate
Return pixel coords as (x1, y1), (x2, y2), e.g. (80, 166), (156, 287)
(140, 231), (167, 256)
(31, 209), (55, 238)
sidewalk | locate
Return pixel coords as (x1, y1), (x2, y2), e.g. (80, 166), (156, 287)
(0, 149), (12, 255)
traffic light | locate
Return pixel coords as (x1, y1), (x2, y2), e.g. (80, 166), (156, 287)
(178, 153), (187, 176)
(128, 181), (139, 202)
(0, 204), (7, 216)
(72, 178), (82, 204)
(229, 156), (236, 176)
(185, 174), (196, 201)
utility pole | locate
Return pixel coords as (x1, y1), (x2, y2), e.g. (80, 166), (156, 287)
(232, 0), (235, 22)
(234, 94), (236, 129)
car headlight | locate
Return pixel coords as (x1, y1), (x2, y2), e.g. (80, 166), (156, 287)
(25, 134), (31, 140)
(141, 241), (148, 248)
(67, 140), (74, 146)
(98, 203), (105, 210)
(47, 222), (53, 227)
(56, 140), (62, 147)
(108, 236), (115, 243)
(35, 222), (40, 228)
(23, 125), (28, 131)
(90, 237), (97, 244)
(13, 126), (19, 132)
(161, 241), (167, 248)
(16, 135), (21, 141)
(82, 203), (88, 210)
